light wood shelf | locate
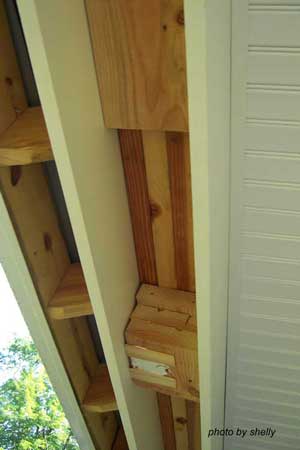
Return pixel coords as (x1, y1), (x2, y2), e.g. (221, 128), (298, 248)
(48, 263), (93, 320)
(82, 365), (118, 413)
(0, 106), (53, 166)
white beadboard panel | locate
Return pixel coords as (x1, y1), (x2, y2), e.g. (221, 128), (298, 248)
(242, 234), (300, 260)
(246, 122), (300, 153)
(247, 90), (300, 121)
(249, 0), (300, 5)
(241, 297), (300, 322)
(236, 396), (300, 423)
(241, 256), (300, 281)
(244, 152), (300, 184)
(238, 361), (300, 388)
(236, 382), (300, 405)
(242, 208), (300, 236)
(242, 276), (300, 304)
(248, 52), (300, 86)
(226, 1), (300, 449)
(235, 407), (300, 431)
(244, 182), (300, 211)
(249, 11), (300, 47)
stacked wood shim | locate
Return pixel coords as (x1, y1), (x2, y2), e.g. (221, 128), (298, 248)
(126, 284), (199, 402)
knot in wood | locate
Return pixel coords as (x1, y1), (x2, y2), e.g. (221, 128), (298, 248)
(177, 9), (184, 26)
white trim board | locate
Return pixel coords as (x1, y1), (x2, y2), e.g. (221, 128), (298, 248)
(185, 1), (231, 450)
(0, 193), (96, 450)
(16, 2), (163, 450)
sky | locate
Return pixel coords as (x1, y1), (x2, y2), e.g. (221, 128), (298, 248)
(0, 264), (29, 350)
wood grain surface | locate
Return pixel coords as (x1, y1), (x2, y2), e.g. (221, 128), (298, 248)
(86, 0), (188, 131)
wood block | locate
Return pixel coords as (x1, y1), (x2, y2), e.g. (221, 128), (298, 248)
(82, 365), (118, 413)
(137, 283), (196, 316)
(0, 107), (53, 166)
(85, 0), (188, 131)
(125, 284), (199, 402)
(48, 263), (93, 319)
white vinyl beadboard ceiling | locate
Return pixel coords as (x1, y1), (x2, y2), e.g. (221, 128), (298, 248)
(226, 1), (300, 450)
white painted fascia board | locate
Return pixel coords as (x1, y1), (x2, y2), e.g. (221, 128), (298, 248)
(16, 2), (163, 450)
(185, 1), (231, 450)
(0, 193), (96, 450)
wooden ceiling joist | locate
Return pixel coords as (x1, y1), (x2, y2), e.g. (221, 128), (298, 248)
(0, 106), (53, 166)
(83, 365), (118, 414)
(48, 262), (93, 320)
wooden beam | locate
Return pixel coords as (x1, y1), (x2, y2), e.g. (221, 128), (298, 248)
(83, 365), (118, 413)
(143, 131), (177, 288)
(48, 263), (93, 319)
(186, 401), (201, 450)
(166, 132), (195, 292)
(119, 129), (157, 284)
(85, 0), (188, 131)
(157, 394), (177, 450)
(172, 397), (189, 450)
(0, 107), (53, 166)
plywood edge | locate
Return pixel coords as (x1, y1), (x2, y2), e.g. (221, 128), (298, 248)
(48, 263), (93, 319)
(0, 107), (53, 166)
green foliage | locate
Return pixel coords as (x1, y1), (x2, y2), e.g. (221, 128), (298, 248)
(0, 337), (79, 449)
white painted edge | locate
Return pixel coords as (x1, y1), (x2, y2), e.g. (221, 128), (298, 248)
(185, 1), (231, 450)
(225, 2), (249, 448)
(0, 193), (96, 450)
(16, 2), (163, 450)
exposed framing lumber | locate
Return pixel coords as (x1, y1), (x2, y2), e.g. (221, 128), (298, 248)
(120, 127), (200, 449)
(119, 130), (157, 285)
(0, 164), (117, 450)
(142, 131), (177, 289)
(0, 11), (116, 447)
(0, 193), (97, 450)
(17, 2), (164, 450)
(0, 107), (53, 166)
(166, 132), (195, 293)
(85, 0), (188, 132)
